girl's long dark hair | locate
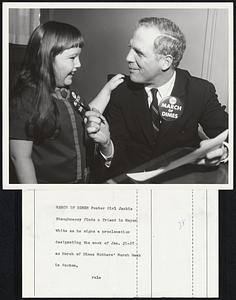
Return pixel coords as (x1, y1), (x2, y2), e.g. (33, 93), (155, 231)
(11, 21), (84, 141)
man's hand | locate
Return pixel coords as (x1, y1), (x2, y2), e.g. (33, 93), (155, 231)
(196, 140), (228, 166)
(85, 109), (111, 147)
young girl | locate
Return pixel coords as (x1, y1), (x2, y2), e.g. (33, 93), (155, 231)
(9, 21), (123, 184)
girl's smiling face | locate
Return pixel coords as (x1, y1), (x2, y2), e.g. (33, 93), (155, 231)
(53, 46), (82, 88)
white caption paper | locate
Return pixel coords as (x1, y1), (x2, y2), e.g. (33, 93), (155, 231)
(22, 189), (218, 298)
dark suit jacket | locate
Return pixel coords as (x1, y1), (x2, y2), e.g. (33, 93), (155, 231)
(101, 68), (228, 179)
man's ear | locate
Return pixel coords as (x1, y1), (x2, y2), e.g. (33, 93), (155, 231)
(161, 55), (173, 71)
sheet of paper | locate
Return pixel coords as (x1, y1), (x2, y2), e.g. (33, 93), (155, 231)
(152, 189), (218, 297)
(127, 129), (228, 182)
(22, 189), (218, 298)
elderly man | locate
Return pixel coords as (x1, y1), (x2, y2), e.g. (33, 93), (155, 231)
(86, 17), (228, 180)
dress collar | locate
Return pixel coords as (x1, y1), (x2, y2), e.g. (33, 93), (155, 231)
(54, 87), (70, 100)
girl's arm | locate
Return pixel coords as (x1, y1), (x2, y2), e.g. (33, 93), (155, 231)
(10, 140), (37, 183)
(89, 74), (124, 113)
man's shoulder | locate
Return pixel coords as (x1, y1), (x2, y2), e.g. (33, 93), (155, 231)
(176, 68), (215, 89)
(109, 74), (144, 96)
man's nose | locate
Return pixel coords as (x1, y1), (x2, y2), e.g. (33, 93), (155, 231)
(74, 56), (81, 68)
(126, 49), (134, 62)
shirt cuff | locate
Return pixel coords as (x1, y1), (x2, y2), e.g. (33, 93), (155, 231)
(100, 140), (114, 168)
(220, 142), (229, 163)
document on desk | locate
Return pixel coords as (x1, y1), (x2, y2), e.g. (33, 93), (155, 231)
(23, 189), (218, 298)
(127, 129), (228, 182)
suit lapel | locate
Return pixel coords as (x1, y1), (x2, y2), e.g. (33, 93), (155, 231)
(158, 69), (189, 138)
(133, 87), (155, 145)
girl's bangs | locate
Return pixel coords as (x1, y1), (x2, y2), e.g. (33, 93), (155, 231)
(59, 33), (84, 51)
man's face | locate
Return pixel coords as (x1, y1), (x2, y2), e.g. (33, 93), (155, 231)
(126, 26), (163, 85)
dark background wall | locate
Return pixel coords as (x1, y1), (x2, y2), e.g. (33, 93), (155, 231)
(9, 44), (26, 92)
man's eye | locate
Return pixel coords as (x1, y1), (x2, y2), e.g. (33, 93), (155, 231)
(136, 51), (143, 57)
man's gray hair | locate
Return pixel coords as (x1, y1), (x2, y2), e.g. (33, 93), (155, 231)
(138, 17), (186, 68)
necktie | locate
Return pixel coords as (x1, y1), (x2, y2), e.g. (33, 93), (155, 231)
(150, 88), (161, 138)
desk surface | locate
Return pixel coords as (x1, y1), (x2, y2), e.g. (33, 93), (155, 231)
(106, 148), (228, 184)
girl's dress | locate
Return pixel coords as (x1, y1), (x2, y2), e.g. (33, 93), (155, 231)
(10, 87), (92, 183)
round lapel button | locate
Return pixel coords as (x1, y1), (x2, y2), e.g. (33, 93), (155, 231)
(159, 96), (184, 121)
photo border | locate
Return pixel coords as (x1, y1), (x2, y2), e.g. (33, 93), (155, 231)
(2, 2), (234, 190)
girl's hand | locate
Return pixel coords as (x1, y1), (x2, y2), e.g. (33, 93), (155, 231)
(105, 74), (125, 93)
(89, 74), (124, 114)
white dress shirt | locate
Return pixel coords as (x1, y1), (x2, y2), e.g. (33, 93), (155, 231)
(144, 71), (176, 107)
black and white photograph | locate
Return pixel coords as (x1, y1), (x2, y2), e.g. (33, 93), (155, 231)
(3, 3), (233, 188)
